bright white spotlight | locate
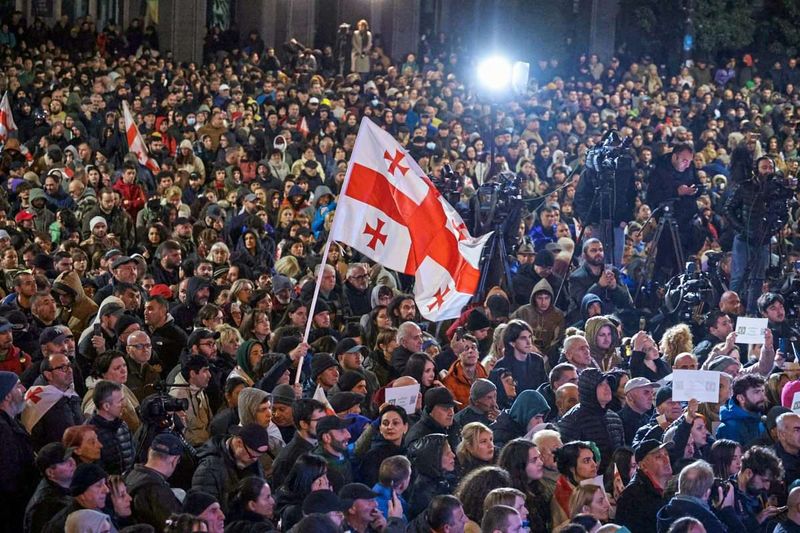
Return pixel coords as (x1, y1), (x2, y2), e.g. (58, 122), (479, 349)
(477, 56), (512, 92)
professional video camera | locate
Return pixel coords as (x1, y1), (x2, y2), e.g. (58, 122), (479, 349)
(473, 170), (524, 237)
(763, 173), (799, 238)
(585, 131), (633, 178)
(663, 262), (715, 325)
(133, 382), (194, 464)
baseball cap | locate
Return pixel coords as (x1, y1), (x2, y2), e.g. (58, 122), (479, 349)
(36, 442), (75, 473)
(150, 433), (184, 456)
(233, 423), (271, 453)
(187, 328), (220, 347)
(302, 490), (353, 515)
(243, 193), (258, 203)
(634, 439), (672, 463)
(334, 338), (365, 356)
(316, 415), (350, 435)
(624, 377), (661, 395)
(39, 326), (67, 346)
(424, 386), (458, 411)
(0, 317), (12, 333)
(517, 243), (535, 255)
(111, 255), (137, 269)
(103, 249), (123, 260)
(339, 483), (379, 501)
(14, 210), (34, 223)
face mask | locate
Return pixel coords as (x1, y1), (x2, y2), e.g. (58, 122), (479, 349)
(187, 117), (196, 126)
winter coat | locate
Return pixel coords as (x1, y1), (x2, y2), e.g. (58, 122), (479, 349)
(716, 399), (766, 446)
(82, 379), (141, 434)
(491, 389), (550, 448)
(619, 404), (654, 445)
(656, 494), (744, 533)
(405, 410), (460, 453)
(24, 479), (71, 533)
(0, 410), (38, 532)
(567, 263), (633, 323)
(344, 280), (371, 317)
(489, 351), (547, 408)
(147, 315), (188, 373)
(80, 205), (135, 253)
(351, 30), (372, 73)
(112, 179), (147, 220)
(169, 372), (211, 446)
(615, 470), (667, 533)
(513, 264), (569, 310)
(442, 359), (488, 410)
(125, 464), (182, 529)
(192, 435), (265, 509)
(406, 434), (457, 519)
(510, 279), (565, 354)
(358, 434), (404, 487)
(558, 368), (625, 470)
(171, 276), (213, 333)
(88, 412), (135, 475)
(269, 433), (315, 489)
(53, 270), (98, 337)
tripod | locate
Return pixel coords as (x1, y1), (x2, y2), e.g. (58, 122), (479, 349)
(474, 225), (515, 303)
(639, 202), (685, 291)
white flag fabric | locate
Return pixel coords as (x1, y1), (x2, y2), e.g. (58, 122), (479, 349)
(0, 92), (17, 143)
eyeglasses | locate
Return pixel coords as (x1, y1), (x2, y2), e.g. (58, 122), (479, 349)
(130, 343), (152, 350)
(351, 274), (369, 280)
(198, 341), (216, 347)
(51, 362), (73, 372)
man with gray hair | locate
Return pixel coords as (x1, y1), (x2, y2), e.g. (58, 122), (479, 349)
(774, 412), (800, 485)
(656, 460), (742, 532)
(561, 335), (595, 374)
(343, 262), (371, 316)
(390, 321), (423, 378)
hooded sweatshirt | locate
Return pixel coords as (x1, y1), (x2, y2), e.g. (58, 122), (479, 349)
(406, 433), (457, 519)
(228, 340), (261, 386)
(490, 389), (550, 448)
(54, 270), (99, 336)
(510, 278), (565, 354)
(557, 368), (625, 470)
(584, 316), (622, 371)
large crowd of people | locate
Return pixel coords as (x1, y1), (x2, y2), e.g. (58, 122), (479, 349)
(3, 9), (800, 533)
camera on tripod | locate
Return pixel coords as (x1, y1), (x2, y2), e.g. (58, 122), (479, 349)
(586, 131), (633, 180)
(138, 381), (189, 424)
(663, 262), (715, 323)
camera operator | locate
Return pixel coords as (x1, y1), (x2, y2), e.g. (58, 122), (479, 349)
(574, 132), (637, 267)
(646, 143), (701, 280)
(725, 157), (794, 314)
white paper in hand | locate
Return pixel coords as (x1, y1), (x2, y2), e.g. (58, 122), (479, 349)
(672, 369), (720, 403)
(384, 383), (420, 414)
(734, 317), (768, 345)
(792, 391), (800, 414)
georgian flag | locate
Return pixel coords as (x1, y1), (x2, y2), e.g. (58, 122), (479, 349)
(329, 118), (491, 321)
(0, 92), (17, 143)
(122, 101), (160, 174)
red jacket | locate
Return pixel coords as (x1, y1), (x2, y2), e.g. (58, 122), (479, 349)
(0, 345), (31, 375)
(112, 179), (147, 219)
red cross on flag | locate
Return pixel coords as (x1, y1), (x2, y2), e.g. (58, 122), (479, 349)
(329, 117), (492, 321)
(122, 101), (160, 174)
(0, 91), (17, 143)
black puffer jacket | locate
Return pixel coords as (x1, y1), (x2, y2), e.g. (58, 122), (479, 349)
(404, 410), (460, 453)
(191, 435), (264, 509)
(724, 174), (785, 245)
(88, 413), (135, 475)
(406, 434), (458, 519)
(557, 368), (624, 470)
(125, 464), (183, 529)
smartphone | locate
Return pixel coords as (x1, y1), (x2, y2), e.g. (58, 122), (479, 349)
(780, 338), (788, 353)
(93, 323), (102, 337)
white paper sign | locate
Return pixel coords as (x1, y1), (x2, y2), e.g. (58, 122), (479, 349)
(734, 317), (769, 345)
(385, 383), (420, 414)
(792, 392), (800, 414)
(672, 369), (720, 403)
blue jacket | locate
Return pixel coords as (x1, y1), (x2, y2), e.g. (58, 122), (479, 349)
(656, 494), (744, 533)
(372, 482), (408, 522)
(716, 400), (766, 446)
